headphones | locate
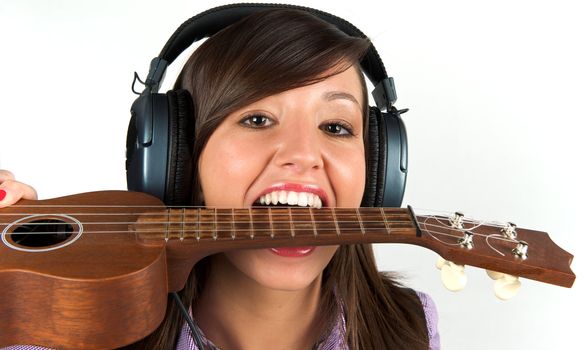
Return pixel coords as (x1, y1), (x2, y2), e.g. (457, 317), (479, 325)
(126, 3), (408, 208)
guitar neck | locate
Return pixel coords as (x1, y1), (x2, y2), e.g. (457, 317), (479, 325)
(133, 205), (575, 291)
(134, 206), (420, 246)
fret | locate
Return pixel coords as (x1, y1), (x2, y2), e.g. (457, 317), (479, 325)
(309, 208), (318, 237)
(355, 208), (365, 235)
(233, 208), (251, 239)
(268, 207), (275, 238)
(331, 208), (341, 236)
(250, 208), (271, 239)
(215, 209), (234, 241)
(185, 208), (196, 241)
(269, 208), (292, 239)
(231, 208), (236, 240)
(198, 208), (215, 241)
(288, 208), (295, 238)
(164, 209), (170, 242)
(290, 208), (313, 237)
(166, 209), (185, 240)
(309, 208), (337, 237)
(358, 208), (388, 234)
(180, 208), (185, 241)
(196, 208), (201, 241)
(248, 208), (254, 239)
(376, 208), (414, 228)
(335, 208), (362, 234)
(380, 208), (390, 234)
(212, 208), (218, 240)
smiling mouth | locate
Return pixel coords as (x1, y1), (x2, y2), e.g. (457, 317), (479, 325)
(254, 190), (324, 208)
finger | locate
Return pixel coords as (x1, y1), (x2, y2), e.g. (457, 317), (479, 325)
(0, 179), (38, 208)
(0, 169), (16, 184)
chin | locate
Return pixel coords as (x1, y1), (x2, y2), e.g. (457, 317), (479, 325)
(253, 265), (324, 292)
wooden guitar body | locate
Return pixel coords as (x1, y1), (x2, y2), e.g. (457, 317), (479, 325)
(0, 191), (169, 349)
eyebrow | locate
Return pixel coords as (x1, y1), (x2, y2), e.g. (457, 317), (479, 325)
(322, 91), (360, 105)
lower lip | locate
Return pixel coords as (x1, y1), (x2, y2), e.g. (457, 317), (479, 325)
(269, 246), (316, 257)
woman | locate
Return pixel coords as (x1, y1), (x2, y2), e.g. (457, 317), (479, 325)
(0, 7), (438, 350)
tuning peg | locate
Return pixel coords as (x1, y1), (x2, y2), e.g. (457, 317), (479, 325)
(436, 256), (447, 269)
(436, 257), (467, 292)
(486, 269), (505, 280)
(493, 273), (521, 300)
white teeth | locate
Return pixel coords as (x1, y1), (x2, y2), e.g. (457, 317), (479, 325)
(287, 192), (298, 205)
(278, 190), (287, 204)
(271, 191), (278, 205)
(256, 190), (323, 208)
(298, 192), (308, 207)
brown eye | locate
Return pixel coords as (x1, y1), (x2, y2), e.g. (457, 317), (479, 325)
(239, 114), (274, 128)
(321, 122), (355, 137)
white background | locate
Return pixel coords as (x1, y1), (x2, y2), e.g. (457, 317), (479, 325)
(0, 0), (583, 349)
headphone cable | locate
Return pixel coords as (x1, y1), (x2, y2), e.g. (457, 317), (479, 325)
(172, 292), (206, 349)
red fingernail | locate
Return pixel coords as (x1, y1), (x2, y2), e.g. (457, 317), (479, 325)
(0, 190), (6, 201)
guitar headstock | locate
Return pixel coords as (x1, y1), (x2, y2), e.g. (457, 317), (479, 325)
(414, 211), (575, 299)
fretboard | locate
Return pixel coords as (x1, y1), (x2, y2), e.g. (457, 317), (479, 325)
(133, 207), (420, 248)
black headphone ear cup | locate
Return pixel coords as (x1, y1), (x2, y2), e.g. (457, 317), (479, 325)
(165, 89), (195, 206)
(361, 107), (386, 207)
(127, 92), (171, 202)
(379, 107), (408, 207)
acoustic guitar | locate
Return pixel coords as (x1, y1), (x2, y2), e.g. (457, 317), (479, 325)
(0, 191), (575, 349)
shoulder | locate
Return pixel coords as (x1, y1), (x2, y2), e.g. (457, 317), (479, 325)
(414, 291), (441, 350)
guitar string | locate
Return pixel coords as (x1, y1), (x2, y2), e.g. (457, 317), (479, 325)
(0, 226), (467, 241)
(0, 217), (501, 233)
(1, 204), (522, 252)
(3, 220), (498, 234)
(0, 211), (412, 218)
(0, 210), (418, 226)
(0, 219), (415, 226)
(419, 217), (512, 256)
(0, 208), (515, 231)
(5, 205), (518, 225)
(0, 211), (509, 227)
(0, 213), (515, 234)
(1, 221), (519, 247)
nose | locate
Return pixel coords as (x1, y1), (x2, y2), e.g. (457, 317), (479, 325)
(272, 125), (324, 174)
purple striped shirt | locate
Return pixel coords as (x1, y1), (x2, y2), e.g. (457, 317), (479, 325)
(3, 291), (439, 349)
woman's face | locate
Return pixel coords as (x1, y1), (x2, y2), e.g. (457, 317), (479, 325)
(198, 65), (366, 291)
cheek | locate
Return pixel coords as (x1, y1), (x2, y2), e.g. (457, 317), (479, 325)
(198, 133), (265, 206)
(328, 145), (366, 207)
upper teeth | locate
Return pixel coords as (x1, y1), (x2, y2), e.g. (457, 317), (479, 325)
(258, 190), (322, 208)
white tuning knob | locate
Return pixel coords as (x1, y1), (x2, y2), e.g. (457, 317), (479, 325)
(486, 269), (505, 280)
(436, 257), (467, 292)
(436, 256), (447, 269)
(493, 274), (521, 300)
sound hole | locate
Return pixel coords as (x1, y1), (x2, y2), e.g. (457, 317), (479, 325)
(10, 219), (73, 247)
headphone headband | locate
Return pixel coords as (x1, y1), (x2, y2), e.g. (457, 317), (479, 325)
(128, 3), (408, 207)
(143, 3), (397, 110)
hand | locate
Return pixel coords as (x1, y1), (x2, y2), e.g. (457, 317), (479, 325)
(0, 169), (38, 208)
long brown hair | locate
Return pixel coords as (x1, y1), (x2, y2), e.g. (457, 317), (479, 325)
(126, 9), (428, 349)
